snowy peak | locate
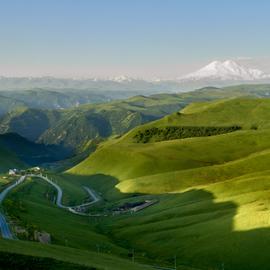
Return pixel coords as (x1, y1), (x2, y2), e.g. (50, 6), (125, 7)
(180, 60), (269, 81)
(110, 75), (134, 83)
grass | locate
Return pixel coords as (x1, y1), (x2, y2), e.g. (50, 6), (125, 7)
(66, 97), (270, 269)
(1, 176), (162, 270)
(0, 251), (96, 270)
(0, 239), (153, 270)
(101, 172), (270, 270)
(2, 174), (198, 269)
(6, 97), (270, 269)
(69, 128), (270, 183)
(3, 177), (127, 255)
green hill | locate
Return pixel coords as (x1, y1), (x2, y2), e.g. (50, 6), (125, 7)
(38, 94), (186, 151)
(0, 88), (141, 115)
(0, 239), (151, 270)
(6, 87), (270, 269)
(1, 177), (153, 270)
(0, 108), (61, 141)
(70, 98), (270, 181)
(0, 94), (186, 154)
(3, 84), (270, 155)
(67, 97), (270, 269)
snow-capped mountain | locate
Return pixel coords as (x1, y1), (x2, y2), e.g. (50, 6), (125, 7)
(2, 60), (270, 92)
(110, 75), (134, 83)
(180, 60), (270, 81)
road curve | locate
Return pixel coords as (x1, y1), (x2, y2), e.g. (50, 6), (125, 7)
(0, 176), (26, 204)
(0, 176), (26, 239)
(26, 174), (101, 213)
(27, 174), (66, 209)
(0, 174), (100, 239)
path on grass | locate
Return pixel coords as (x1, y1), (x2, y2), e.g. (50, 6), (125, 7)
(27, 174), (101, 213)
(0, 174), (100, 239)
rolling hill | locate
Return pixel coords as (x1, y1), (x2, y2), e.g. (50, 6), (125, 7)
(69, 97), (270, 181)
(0, 88), (156, 115)
(0, 177), (154, 270)
(5, 86), (270, 269)
(0, 84), (268, 153)
(0, 94), (187, 154)
(2, 84), (270, 156)
(66, 97), (270, 269)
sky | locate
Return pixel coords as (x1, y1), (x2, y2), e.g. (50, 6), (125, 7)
(1, 0), (270, 78)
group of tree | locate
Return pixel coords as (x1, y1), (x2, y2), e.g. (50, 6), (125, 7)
(134, 125), (242, 143)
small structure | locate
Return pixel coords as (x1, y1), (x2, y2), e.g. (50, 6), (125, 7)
(14, 226), (28, 238)
(34, 231), (51, 244)
(113, 199), (159, 215)
(32, 167), (41, 172)
(130, 200), (158, 213)
(8, 169), (18, 176)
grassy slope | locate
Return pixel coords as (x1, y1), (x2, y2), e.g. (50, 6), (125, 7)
(70, 98), (270, 182)
(67, 97), (270, 269)
(104, 174), (270, 270)
(0, 239), (151, 270)
(6, 84), (270, 154)
(0, 107), (61, 141)
(39, 94), (186, 151)
(4, 178), (126, 254)
(1, 177), (154, 270)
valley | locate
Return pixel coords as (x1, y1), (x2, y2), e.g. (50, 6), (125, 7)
(2, 85), (270, 269)
(3, 1), (270, 269)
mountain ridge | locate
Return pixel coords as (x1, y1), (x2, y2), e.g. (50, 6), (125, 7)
(180, 60), (269, 81)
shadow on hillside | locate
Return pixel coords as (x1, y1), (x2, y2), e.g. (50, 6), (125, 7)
(160, 188), (270, 270)
(64, 173), (270, 270)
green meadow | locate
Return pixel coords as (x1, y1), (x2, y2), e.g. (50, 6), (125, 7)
(1, 177), (156, 270)
(5, 97), (270, 269)
(66, 97), (270, 269)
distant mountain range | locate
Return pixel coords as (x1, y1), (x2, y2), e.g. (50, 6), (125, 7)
(1, 60), (270, 91)
(0, 76), (181, 92)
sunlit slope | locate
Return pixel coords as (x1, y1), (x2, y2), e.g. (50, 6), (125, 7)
(125, 97), (270, 134)
(58, 97), (270, 269)
(69, 98), (270, 188)
(117, 148), (270, 193)
(109, 172), (270, 270)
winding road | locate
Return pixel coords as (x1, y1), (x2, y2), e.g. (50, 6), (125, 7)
(0, 174), (100, 239)
(0, 213), (13, 239)
(0, 176), (26, 239)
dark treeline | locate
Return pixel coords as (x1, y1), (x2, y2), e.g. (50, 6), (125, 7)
(134, 125), (242, 143)
(0, 252), (97, 270)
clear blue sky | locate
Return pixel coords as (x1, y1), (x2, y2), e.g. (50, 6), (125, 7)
(0, 0), (270, 78)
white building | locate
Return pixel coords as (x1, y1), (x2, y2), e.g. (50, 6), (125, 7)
(8, 169), (18, 175)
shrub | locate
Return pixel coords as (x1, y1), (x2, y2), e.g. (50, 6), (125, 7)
(250, 124), (258, 130)
(133, 125), (242, 143)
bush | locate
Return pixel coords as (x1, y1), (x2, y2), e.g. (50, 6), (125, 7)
(133, 125), (242, 143)
(250, 124), (258, 130)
